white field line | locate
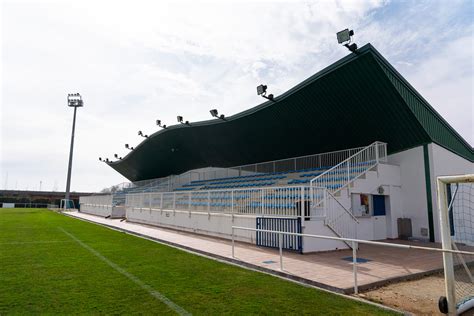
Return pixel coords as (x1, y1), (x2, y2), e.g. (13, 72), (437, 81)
(0, 240), (73, 245)
(58, 227), (191, 316)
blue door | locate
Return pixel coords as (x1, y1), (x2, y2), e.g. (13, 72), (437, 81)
(373, 195), (386, 216)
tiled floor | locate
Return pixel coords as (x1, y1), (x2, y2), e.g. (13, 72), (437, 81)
(67, 211), (469, 293)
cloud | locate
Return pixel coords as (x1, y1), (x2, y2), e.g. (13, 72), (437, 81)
(1, 0), (472, 192)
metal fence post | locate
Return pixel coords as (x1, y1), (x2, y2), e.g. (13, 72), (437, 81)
(279, 232), (283, 270)
(173, 193), (176, 216)
(188, 192), (191, 217)
(231, 190), (235, 222)
(347, 161), (350, 183)
(375, 142), (379, 164)
(352, 241), (358, 294)
(208, 191), (210, 214)
(301, 186), (305, 227)
(149, 193), (151, 211)
(232, 226), (235, 258)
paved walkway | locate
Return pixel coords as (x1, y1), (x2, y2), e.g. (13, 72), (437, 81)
(67, 211), (457, 293)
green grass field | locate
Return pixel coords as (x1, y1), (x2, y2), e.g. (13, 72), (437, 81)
(0, 209), (397, 315)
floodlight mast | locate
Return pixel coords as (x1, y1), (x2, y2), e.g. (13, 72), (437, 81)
(65, 93), (83, 205)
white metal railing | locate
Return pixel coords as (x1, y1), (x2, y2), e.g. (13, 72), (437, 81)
(309, 142), (387, 240)
(125, 186), (314, 221)
(234, 145), (366, 174)
(79, 194), (113, 207)
(324, 191), (359, 240)
(310, 141), (387, 198)
(231, 226), (474, 294)
(105, 145), (374, 199)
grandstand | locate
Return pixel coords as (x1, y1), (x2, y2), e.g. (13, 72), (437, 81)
(80, 43), (473, 253)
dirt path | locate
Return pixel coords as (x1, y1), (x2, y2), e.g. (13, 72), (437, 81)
(361, 274), (446, 315)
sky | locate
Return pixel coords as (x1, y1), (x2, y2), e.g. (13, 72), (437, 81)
(1, 0), (473, 192)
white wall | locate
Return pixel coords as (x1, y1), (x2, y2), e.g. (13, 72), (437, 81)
(387, 143), (473, 242)
(126, 208), (256, 243)
(302, 220), (348, 252)
(349, 164), (402, 239)
(428, 143), (473, 242)
(127, 207), (351, 253)
(430, 143), (473, 176)
(388, 146), (430, 240)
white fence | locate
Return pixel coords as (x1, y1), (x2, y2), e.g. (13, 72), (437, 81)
(310, 141), (387, 199)
(79, 194), (118, 217)
(115, 144), (380, 196)
(125, 186), (311, 220)
(231, 225), (474, 295)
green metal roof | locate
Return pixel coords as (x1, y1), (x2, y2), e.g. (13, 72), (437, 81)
(109, 44), (473, 182)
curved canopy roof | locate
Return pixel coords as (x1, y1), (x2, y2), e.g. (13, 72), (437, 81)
(108, 44), (473, 182)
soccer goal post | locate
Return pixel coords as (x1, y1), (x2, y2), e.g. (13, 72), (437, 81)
(60, 199), (75, 211)
(437, 174), (474, 315)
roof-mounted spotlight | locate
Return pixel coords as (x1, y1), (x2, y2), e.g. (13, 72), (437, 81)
(156, 119), (167, 129)
(177, 116), (190, 125)
(256, 84), (275, 102)
(210, 109), (225, 120)
(337, 28), (357, 53)
(138, 130), (148, 138)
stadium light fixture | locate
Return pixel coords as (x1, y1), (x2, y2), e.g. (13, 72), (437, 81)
(210, 109), (225, 120)
(156, 119), (167, 129)
(336, 28), (357, 53)
(256, 84), (275, 102)
(177, 115), (190, 125)
(64, 93), (83, 206)
(257, 84), (267, 95)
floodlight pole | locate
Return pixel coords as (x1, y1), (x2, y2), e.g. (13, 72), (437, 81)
(65, 93), (83, 204)
(65, 106), (77, 202)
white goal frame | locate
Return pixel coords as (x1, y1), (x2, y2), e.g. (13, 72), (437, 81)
(437, 173), (474, 315)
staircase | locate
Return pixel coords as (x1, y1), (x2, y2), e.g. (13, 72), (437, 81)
(310, 141), (387, 241)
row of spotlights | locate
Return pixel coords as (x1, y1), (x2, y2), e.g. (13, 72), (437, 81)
(104, 89), (269, 163)
(102, 29), (356, 166)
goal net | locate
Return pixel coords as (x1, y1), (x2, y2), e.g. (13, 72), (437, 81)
(437, 174), (474, 315)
